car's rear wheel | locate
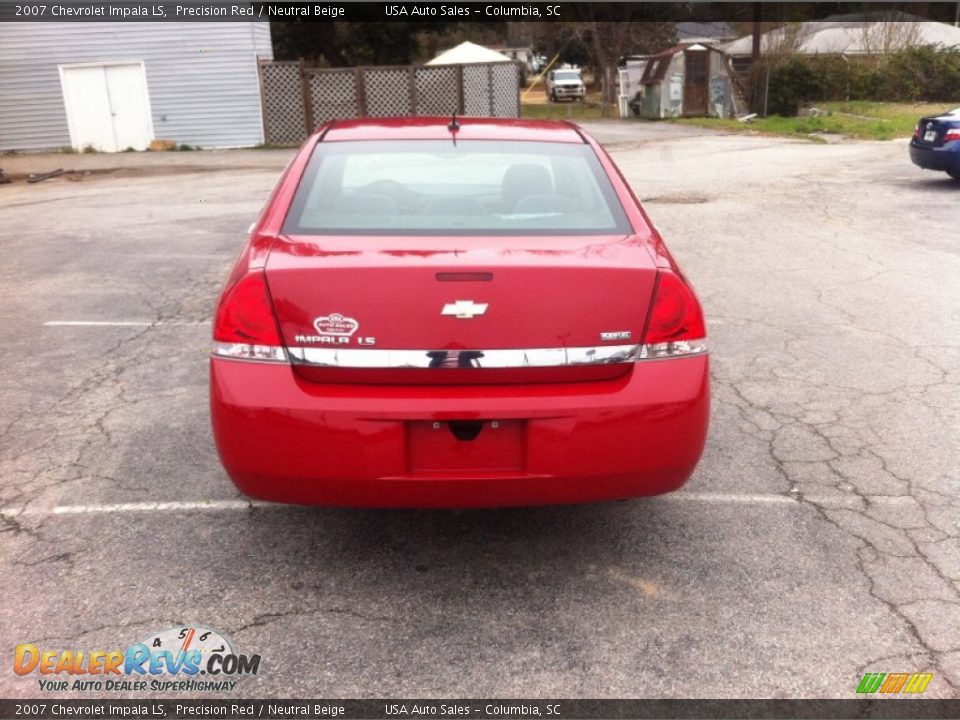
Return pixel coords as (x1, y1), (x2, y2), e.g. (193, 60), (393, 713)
(947, 169), (960, 181)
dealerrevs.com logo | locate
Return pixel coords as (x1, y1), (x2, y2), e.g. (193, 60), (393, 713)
(14, 626), (260, 693)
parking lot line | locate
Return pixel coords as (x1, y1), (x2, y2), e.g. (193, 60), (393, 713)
(53, 500), (254, 514)
(0, 500), (253, 517)
(43, 320), (211, 327)
(97, 253), (231, 260)
(0, 492), (912, 518)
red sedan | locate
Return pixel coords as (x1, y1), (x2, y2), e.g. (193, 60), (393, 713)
(210, 117), (709, 508)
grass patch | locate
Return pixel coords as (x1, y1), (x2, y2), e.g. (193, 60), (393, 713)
(521, 102), (611, 121)
(673, 116), (829, 142)
(671, 101), (951, 141)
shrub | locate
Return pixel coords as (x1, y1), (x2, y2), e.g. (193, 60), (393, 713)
(767, 58), (820, 115)
(756, 45), (960, 112)
(884, 45), (960, 101)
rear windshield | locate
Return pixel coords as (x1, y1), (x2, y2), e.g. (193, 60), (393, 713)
(282, 139), (632, 236)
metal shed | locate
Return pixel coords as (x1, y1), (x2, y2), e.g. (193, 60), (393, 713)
(0, 22), (272, 152)
(619, 43), (737, 119)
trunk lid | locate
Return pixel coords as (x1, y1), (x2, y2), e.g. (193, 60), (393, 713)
(265, 234), (657, 384)
(916, 113), (960, 148)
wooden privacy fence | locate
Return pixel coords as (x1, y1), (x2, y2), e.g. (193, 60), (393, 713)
(258, 60), (522, 145)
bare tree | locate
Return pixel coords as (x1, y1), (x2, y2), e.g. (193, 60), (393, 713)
(858, 16), (921, 56)
(762, 22), (815, 64)
(570, 7), (676, 114)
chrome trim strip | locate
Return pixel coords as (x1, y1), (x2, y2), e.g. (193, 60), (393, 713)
(287, 343), (707, 369)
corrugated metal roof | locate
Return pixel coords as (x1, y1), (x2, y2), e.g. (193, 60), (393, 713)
(640, 43), (722, 83)
(723, 19), (960, 57)
(0, 22), (273, 151)
(676, 21), (736, 43)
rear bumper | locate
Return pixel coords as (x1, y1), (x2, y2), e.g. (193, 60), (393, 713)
(910, 140), (960, 172)
(210, 356), (710, 508)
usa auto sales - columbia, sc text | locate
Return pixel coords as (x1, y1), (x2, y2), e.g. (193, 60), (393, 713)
(385, 5), (561, 18)
(385, 705), (561, 717)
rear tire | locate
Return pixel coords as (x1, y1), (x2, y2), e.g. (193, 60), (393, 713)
(947, 169), (960, 181)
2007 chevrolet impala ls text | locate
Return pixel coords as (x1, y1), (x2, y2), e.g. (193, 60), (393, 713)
(210, 117), (709, 507)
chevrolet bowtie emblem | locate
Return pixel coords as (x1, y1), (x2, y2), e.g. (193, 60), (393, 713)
(441, 300), (489, 319)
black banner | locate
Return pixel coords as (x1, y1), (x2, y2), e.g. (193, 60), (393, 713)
(0, 2), (956, 23)
(4, 699), (960, 720)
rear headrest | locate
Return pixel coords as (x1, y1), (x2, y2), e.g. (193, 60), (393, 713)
(340, 193), (398, 215)
(501, 163), (553, 210)
(512, 193), (566, 214)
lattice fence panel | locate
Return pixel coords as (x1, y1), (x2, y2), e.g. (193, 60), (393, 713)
(259, 61), (520, 139)
(491, 63), (521, 117)
(414, 66), (460, 115)
(363, 68), (412, 117)
(308, 70), (358, 125)
(259, 62), (306, 144)
(462, 65), (492, 116)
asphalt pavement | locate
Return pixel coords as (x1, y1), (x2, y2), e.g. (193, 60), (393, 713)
(0, 121), (957, 699)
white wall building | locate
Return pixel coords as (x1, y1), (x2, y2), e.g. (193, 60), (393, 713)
(0, 22), (272, 152)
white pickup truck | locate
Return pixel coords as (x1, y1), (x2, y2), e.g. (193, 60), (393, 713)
(546, 68), (586, 102)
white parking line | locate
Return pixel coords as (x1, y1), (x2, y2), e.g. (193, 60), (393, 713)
(44, 321), (211, 327)
(1, 500), (255, 517)
(0, 492), (915, 518)
(53, 500), (253, 514)
(669, 492), (794, 505)
(103, 253), (230, 260)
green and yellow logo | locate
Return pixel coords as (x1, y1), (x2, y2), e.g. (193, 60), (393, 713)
(857, 672), (933, 694)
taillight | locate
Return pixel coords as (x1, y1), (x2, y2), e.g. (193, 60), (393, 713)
(212, 269), (287, 362)
(945, 128), (960, 142)
(912, 124), (920, 139)
(638, 270), (707, 359)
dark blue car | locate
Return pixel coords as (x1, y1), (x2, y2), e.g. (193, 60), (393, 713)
(910, 108), (960, 181)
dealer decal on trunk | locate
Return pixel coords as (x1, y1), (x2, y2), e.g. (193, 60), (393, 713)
(294, 313), (375, 345)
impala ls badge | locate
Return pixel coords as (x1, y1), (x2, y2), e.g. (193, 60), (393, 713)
(441, 300), (488, 319)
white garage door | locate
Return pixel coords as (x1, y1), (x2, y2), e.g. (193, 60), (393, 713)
(59, 62), (154, 152)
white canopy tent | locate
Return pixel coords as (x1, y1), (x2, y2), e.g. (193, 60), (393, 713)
(427, 41), (513, 66)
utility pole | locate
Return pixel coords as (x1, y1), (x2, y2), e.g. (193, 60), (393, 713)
(752, 2), (762, 63)
(752, 2), (763, 113)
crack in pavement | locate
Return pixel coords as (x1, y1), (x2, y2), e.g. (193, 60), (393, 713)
(2, 138), (957, 695)
(699, 166), (960, 692)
